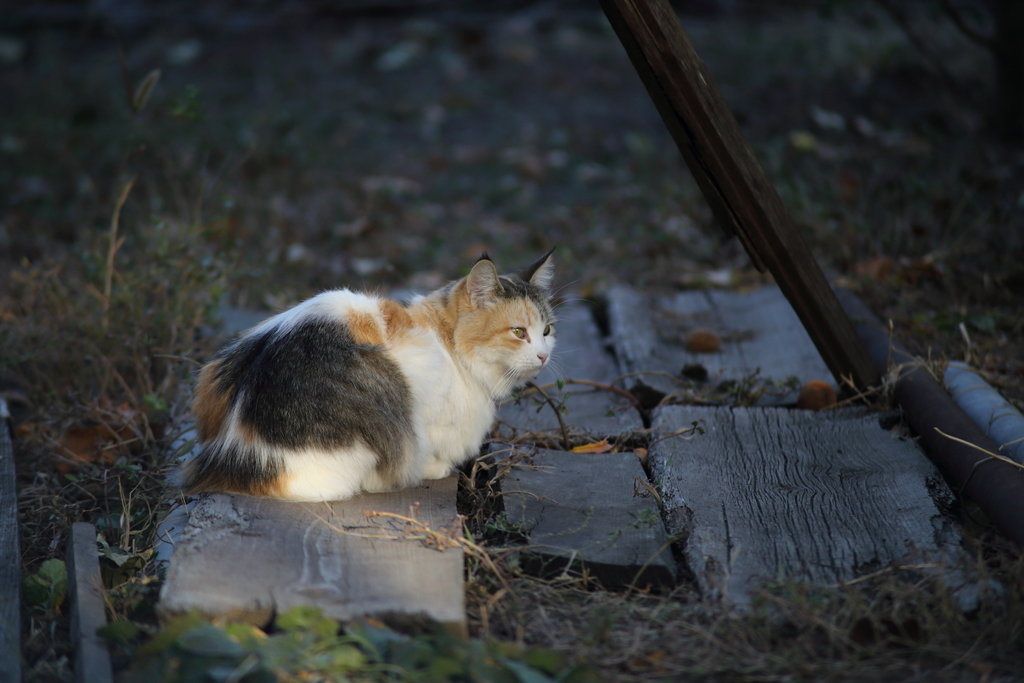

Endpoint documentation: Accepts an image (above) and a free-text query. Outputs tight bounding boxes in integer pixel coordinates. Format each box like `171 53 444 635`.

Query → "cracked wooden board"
501 448 675 589
498 302 643 442
159 476 465 631
650 405 960 605
606 285 836 404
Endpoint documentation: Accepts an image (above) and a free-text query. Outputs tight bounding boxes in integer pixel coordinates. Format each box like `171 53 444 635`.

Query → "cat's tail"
177 440 287 498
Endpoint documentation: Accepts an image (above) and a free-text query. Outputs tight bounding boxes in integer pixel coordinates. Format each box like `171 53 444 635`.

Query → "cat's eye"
511 327 527 339
543 324 552 336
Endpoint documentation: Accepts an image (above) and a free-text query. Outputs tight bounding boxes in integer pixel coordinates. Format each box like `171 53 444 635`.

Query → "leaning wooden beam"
66 522 113 683
0 400 20 683
601 0 879 392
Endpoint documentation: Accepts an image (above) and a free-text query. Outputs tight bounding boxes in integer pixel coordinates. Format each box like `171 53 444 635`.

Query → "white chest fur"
388 328 496 473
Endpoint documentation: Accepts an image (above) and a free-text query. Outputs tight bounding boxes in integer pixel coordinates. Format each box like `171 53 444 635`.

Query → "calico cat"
181 251 556 501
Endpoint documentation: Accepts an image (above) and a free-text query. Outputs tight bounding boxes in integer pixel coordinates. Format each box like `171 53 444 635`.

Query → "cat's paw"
422 460 452 480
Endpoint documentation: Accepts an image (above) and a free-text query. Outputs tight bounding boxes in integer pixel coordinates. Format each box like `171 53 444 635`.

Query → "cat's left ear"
520 248 555 293
466 255 503 308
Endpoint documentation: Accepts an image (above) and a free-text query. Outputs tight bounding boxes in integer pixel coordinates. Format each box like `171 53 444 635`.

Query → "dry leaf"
685 329 721 353
571 439 613 454
797 380 837 411
854 256 895 280
54 425 122 473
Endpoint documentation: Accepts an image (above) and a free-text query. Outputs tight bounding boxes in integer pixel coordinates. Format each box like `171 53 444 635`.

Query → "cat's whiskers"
544 355 567 384
490 366 520 400
551 279 582 306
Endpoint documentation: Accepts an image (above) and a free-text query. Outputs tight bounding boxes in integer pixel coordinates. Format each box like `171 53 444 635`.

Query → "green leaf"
99 619 140 645
274 605 338 638
36 558 68 585
224 622 266 649
23 558 68 609
178 624 247 658
136 612 211 657
307 645 366 673
505 658 557 683
523 648 566 674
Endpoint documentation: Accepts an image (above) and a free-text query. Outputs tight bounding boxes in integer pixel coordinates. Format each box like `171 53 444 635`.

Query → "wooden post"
0 401 20 683
66 522 113 683
602 0 879 392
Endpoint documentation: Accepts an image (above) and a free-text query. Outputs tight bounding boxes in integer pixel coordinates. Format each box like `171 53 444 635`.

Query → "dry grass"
463 537 1023 681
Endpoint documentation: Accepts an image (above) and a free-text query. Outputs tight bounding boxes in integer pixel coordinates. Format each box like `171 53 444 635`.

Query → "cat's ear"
466 255 503 308
520 248 555 293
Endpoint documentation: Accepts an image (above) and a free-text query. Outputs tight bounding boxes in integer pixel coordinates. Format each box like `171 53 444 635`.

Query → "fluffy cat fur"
181 251 556 501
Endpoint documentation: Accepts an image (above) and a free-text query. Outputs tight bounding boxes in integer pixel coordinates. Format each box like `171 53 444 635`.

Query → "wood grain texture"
67 522 113 683
159 477 465 630
650 406 959 604
607 285 834 404
0 402 20 683
601 0 878 390
502 448 675 589
499 302 642 441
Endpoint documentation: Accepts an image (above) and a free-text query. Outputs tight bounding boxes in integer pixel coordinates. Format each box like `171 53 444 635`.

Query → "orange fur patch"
233 474 286 498
193 360 231 442
347 311 385 346
379 298 414 339
183 458 286 498
458 300 539 352
236 418 260 445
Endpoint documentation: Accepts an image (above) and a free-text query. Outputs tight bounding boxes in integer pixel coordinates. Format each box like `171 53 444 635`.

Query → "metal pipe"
837 290 1024 545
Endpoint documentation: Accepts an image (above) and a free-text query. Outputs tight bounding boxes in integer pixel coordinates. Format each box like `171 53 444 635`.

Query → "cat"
180 250 556 501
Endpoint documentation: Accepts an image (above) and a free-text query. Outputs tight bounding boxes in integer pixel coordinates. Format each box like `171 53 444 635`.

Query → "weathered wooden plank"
66 522 113 683
499 302 643 442
607 285 835 404
601 0 878 390
159 477 465 630
501 448 675 589
650 405 959 604
0 400 20 683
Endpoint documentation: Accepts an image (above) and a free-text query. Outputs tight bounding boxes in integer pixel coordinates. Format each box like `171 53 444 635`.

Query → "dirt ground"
2 1 1022 680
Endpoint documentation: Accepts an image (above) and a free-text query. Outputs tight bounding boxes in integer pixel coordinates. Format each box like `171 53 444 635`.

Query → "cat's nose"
537 352 549 364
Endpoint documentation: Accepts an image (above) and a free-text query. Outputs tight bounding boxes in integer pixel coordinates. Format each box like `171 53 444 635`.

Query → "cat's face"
452 251 556 398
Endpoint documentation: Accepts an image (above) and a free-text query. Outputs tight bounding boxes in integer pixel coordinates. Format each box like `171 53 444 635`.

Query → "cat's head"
449 250 556 398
